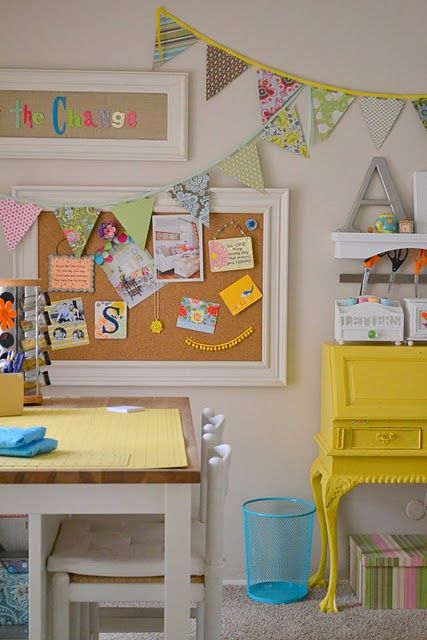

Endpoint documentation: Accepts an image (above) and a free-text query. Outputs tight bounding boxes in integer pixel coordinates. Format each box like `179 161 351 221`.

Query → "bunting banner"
311 88 355 140
112 197 155 251
153 13 198 68
206 45 249 100
261 107 309 158
257 70 302 123
169 174 210 227
217 140 265 192
0 199 42 253
412 99 427 130
54 206 100 258
360 97 405 149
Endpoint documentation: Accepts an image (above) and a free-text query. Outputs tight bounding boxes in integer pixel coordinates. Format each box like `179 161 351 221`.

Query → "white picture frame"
0 69 188 160
153 214 204 282
12 186 289 387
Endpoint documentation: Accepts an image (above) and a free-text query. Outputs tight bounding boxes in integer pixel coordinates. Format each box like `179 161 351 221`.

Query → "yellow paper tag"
219 274 262 316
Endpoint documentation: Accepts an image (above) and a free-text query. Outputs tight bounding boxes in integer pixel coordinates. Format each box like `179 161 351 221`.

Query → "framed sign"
0 69 188 160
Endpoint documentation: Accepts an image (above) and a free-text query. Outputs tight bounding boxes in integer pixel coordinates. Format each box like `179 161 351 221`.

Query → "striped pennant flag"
153 14 198 68
312 88 355 140
169 174 210 227
412 98 427 130
206 45 249 100
217 140 265 192
261 106 310 158
360 97 405 148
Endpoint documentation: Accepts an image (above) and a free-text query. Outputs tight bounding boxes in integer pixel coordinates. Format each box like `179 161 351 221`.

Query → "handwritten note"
208 237 254 272
48 255 94 292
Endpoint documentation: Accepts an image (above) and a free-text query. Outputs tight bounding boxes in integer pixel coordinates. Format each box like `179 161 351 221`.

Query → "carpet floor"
99 583 427 640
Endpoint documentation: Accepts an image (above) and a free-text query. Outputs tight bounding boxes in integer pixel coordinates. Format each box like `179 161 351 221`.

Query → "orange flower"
0 299 17 331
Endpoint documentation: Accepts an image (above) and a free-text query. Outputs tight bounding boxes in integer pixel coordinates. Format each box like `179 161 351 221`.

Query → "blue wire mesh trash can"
242 497 316 604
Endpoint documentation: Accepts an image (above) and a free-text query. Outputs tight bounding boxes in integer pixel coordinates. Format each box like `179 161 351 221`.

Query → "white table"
0 397 199 640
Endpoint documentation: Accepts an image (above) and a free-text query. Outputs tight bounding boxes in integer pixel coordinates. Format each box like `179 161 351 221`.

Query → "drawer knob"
375 431 396 445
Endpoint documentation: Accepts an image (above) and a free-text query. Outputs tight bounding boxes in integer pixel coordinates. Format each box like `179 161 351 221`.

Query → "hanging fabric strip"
153 12 198 68
312 88 355 140
54 207 100 257
261 106 310 158
169 173 210 227
257 69 302 123
0 200 42 253
206 45 249 100
412 99 427 130
217 140 265 192
112 197 155 251
360 97 405 148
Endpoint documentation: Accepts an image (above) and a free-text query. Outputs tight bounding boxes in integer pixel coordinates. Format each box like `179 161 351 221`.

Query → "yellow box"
0 374 24 417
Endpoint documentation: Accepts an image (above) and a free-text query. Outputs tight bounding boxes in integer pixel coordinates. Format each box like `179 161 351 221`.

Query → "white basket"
402 299 427 344
335 300 404 345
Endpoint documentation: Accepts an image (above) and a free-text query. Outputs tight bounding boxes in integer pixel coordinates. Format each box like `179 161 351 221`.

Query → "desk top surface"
0 397 200 485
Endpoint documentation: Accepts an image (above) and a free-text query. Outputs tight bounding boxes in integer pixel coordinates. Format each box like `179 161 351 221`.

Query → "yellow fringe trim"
184 326 254 351
157 6 427 100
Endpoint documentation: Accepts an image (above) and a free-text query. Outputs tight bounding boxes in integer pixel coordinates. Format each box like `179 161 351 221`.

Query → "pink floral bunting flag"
169 174 210 227
206 45 249 100
0 199 42 252
257 69 302 123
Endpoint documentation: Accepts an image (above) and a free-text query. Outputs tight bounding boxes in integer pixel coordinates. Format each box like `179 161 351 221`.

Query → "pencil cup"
0 373 24 417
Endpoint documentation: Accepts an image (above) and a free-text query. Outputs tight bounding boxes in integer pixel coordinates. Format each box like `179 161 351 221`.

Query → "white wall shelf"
332 232 427 259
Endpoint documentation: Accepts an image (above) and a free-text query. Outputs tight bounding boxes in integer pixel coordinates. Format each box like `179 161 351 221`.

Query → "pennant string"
158 6 427 100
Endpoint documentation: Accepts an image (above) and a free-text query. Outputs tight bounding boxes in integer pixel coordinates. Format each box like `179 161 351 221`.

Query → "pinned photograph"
44 297 89 350
176 297 219 334
152 214 203 281
94 301 127 339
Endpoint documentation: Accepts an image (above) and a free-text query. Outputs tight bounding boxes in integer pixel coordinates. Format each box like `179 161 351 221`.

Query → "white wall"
1 0 426 579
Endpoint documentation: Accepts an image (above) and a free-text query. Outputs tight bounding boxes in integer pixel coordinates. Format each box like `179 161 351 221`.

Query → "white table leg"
164 484 192 640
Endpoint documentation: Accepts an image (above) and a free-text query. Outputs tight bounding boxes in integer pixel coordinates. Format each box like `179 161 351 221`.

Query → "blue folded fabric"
0 437 57 458
0 427 47 448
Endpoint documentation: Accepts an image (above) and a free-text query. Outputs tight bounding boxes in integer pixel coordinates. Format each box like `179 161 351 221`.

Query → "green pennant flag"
112 197 155 251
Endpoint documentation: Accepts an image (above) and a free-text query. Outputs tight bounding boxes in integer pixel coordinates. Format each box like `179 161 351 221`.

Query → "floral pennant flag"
412 99 427 130
153 14 198 69
217 140 265 192
206 45 249 100
112 197 155 251
257 70 302 123
169 174 210 227
54 206 100 257
312 88 355 140
0 199 42 253
360 97 405 148
261 106 310 158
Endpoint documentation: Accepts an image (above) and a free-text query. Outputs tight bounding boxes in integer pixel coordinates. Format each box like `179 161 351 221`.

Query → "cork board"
0 90 167 140
38 210 263 362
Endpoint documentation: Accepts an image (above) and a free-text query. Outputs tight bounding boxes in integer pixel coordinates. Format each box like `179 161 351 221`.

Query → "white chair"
48 424 230 640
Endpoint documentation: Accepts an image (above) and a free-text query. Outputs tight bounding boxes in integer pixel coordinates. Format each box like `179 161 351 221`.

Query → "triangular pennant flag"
206 45 249 100
0 199 42 253
360 97 405 148
169 174 210 227
261 106 310 158
312 88 355 140
257 70 302 124
112 197 155 250
153 14 198 69
412 99 427 130
54 207 100 257
217 140 265 192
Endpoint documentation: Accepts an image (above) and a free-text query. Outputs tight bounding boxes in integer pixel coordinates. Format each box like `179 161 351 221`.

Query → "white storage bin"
402 298 427 344
335 300 404 345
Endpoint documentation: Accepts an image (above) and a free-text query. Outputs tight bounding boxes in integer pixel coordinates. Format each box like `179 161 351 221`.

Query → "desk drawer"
347 427 422 451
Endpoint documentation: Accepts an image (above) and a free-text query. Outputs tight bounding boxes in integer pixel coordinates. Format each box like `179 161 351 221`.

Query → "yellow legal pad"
0 407 187 470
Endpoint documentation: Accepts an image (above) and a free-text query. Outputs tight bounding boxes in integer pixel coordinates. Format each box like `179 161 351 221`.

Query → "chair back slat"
205 444 232 566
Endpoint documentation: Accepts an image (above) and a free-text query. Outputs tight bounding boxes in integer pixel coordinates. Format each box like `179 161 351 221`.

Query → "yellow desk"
310 344 427 612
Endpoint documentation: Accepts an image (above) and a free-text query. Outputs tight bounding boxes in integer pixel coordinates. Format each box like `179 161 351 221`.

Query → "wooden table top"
0 397 200 485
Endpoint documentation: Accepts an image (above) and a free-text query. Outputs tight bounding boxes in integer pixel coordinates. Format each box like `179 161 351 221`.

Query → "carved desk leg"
308 459 327 589
319 474 360 613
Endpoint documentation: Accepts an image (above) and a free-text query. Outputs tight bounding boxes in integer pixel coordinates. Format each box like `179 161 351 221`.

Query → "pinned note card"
48 255 95 293
219 274 262 316
94 301 127 339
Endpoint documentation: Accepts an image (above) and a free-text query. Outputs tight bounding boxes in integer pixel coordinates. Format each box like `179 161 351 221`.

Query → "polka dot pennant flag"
153 14 198 69
261 106 310 158
360 97 405 149
168 174 210 227
0 199 42 253
217 140 265 193
312 88 355 140
206 45 249 100
257 70 302 124
412 98 427 131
